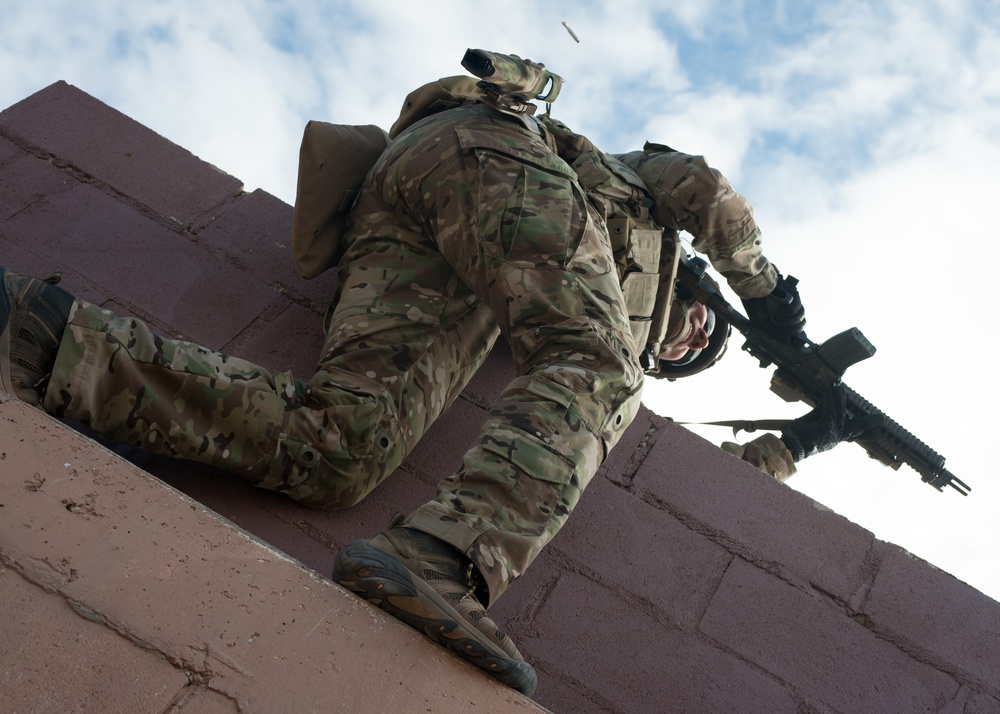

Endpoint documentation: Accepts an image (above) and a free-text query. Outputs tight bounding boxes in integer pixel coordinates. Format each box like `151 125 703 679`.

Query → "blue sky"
2 0 998 600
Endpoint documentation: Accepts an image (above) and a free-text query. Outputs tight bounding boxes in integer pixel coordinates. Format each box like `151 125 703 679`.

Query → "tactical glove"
741 273 806 338
780 386 885 463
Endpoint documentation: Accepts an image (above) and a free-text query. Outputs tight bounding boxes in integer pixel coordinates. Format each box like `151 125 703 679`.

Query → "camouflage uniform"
44 102 778 602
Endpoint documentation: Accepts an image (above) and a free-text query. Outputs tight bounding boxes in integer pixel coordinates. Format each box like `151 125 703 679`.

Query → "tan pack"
389 75 482 138
291 122 389 279
291 77 483 279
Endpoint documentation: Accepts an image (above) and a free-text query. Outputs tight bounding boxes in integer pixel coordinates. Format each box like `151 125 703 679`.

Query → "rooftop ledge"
0 395 544 712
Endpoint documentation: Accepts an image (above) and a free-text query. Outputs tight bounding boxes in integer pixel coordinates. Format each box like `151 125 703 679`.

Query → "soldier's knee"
593 328 645 443
265 432 402 509
601 328 644 390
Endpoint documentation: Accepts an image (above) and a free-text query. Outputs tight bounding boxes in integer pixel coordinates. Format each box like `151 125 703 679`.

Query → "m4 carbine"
674 254 971 496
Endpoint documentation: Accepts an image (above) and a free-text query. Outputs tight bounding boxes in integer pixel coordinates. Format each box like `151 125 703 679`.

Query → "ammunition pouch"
609 215 682 365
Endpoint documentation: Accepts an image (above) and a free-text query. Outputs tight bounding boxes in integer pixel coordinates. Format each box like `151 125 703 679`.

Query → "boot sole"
333 539 537 696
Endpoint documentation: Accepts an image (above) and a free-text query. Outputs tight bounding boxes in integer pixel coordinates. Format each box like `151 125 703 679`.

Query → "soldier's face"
659 302 711 362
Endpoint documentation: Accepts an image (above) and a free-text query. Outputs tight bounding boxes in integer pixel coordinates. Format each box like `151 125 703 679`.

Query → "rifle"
674 254 971 496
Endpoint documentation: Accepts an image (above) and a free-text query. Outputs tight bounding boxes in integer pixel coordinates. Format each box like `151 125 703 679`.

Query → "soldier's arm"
616 145 776 299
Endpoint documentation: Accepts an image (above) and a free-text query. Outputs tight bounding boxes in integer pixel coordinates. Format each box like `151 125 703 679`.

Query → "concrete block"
488 549 560 628
524 573 798 713
966 692 1000 714
230 300 327 377
168 686 240 713
4 182 277 348
0 145 75 221
553 476 731 625
0 240 111 321
865 544 1000 692
0 566 187 714
940 690 1000 714
111 447 334 573
112 451 339 576
700 557 958 712
597 406 668 487
0 81 243 226
0 238 62 281
404 396 490 480
0 398 545 713
529 674 621 714
635 422 876 604
123 445 442 579
0 135 21 166
194 188 341 316
460 341 516 409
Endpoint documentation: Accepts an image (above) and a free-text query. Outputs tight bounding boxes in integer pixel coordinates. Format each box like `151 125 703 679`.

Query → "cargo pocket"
456 126 586 269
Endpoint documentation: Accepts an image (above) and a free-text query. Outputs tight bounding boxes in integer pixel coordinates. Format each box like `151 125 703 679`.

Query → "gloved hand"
742 273 806 338
780 386 885 462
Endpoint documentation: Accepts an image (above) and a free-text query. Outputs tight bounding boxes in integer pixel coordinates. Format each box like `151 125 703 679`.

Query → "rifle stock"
675 256 970 495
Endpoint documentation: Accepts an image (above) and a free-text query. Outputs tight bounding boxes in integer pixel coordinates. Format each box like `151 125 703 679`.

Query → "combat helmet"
643 265 731 381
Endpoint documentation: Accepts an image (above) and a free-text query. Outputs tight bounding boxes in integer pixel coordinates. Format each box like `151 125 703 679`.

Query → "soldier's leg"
40 275 496 508
44 300 291 481
333 106 643 607
402 128 644 602
257 214 500 507
333 107 642 695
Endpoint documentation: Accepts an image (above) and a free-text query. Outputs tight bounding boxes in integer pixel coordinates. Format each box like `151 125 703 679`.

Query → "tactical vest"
538 113 682 362
607 214 682 365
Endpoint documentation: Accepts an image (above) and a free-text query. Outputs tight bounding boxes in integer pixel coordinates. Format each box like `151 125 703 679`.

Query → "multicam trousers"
44 104 643 602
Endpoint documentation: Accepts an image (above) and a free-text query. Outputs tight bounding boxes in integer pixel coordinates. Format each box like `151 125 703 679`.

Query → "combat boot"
0 267 74 405
332 525 538 696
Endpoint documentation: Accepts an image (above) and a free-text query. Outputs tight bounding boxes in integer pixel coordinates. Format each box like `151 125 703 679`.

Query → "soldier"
0 52 863 696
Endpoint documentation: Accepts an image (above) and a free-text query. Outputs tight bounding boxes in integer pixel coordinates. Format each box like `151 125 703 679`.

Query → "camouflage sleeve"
721 432 797 481
615 145 777 299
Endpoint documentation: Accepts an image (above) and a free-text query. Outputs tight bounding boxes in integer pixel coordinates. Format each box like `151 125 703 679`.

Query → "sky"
2 0 998 601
